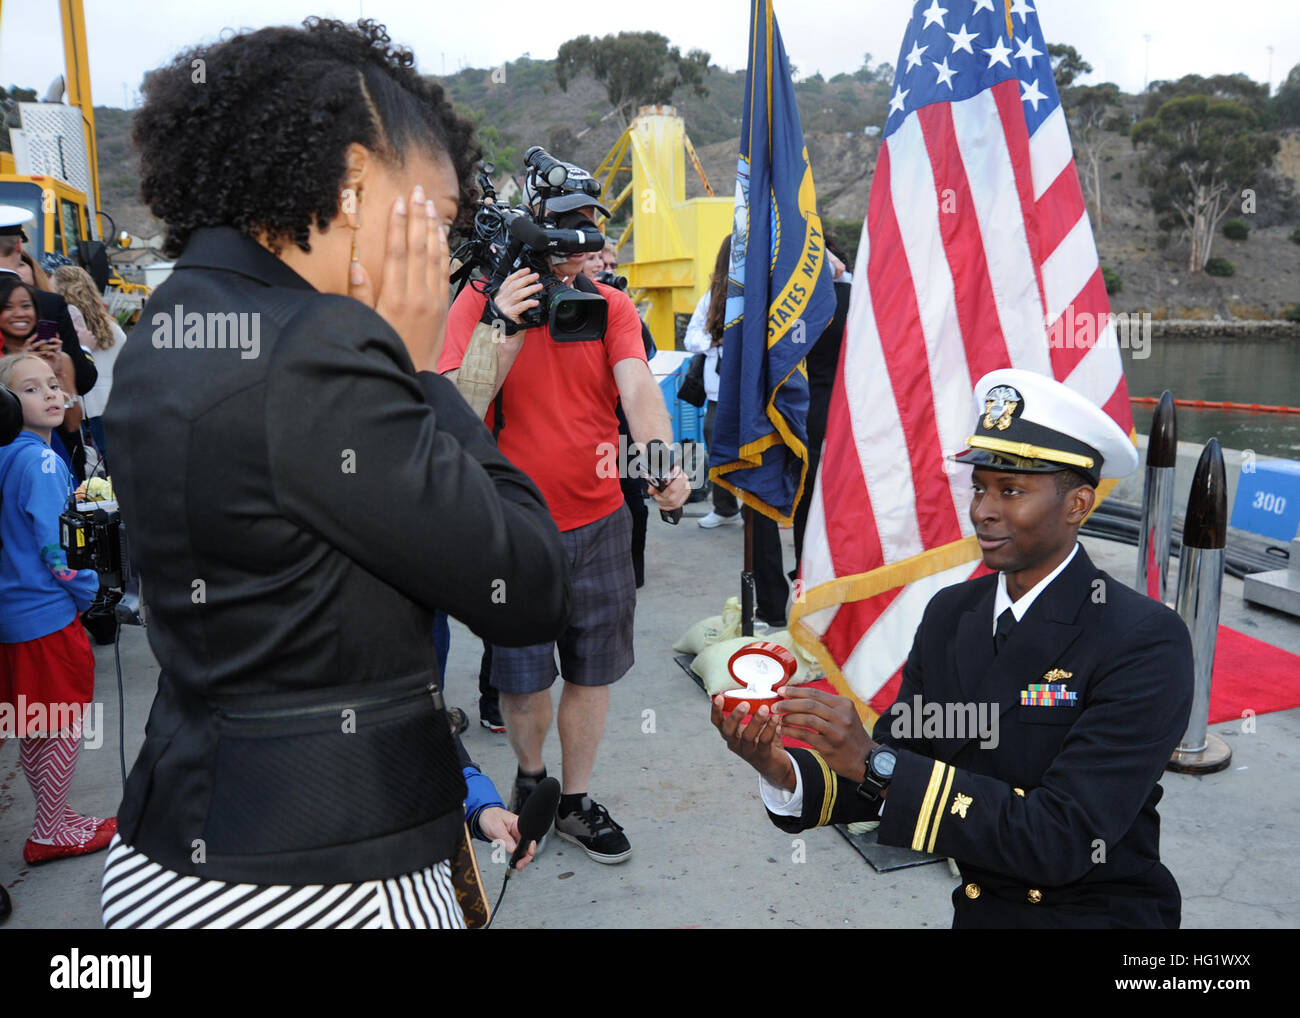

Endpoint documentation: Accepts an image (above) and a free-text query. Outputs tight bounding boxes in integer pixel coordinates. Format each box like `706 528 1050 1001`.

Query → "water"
1122 337 1300 461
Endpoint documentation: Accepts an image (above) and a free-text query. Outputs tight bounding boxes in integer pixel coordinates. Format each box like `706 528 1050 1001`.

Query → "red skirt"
0 616 95 736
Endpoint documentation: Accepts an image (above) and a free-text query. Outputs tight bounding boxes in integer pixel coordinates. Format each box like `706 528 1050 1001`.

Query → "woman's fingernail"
412 185 425 203
394 196 406 215
426 199 436 218
349 263 364 285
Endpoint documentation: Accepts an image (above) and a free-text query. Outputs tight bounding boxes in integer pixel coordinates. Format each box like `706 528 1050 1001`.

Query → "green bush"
1290 226 1300 245
1205 256 1235 277
1284 304 1300 323
1102 265 1122 294
1222 218 1250 240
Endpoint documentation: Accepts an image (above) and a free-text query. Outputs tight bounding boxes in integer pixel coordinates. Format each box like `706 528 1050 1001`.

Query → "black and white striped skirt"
100 835 466 929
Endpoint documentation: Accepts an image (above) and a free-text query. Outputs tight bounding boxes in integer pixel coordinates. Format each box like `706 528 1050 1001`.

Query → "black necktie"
994 608 1016 655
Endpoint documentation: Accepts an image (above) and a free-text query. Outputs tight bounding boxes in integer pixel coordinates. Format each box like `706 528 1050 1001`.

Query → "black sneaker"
554 797 631 864
480 697 506 733
446 707 469 736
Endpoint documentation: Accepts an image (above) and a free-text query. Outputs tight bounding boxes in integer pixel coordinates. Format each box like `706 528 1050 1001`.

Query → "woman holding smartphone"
0 278 80 470
100 18 570 929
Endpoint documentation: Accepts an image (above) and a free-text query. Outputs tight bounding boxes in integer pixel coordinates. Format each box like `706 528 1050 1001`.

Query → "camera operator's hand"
492 268 543 327
648 470 690 512
348 185 450 374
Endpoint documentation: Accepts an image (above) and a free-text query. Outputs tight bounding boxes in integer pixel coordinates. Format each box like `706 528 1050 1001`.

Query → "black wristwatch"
855 745 897 802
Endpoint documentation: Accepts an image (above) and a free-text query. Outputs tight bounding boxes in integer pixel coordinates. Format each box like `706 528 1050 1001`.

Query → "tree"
1143 73 1270 120
555 32 711 130
1048 44 1092 91
1273 63 1300 127
1061 82 1124 232
1132 93 1279 272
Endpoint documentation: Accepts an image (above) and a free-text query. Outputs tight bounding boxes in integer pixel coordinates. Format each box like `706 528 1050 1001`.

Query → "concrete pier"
3 505 1298 929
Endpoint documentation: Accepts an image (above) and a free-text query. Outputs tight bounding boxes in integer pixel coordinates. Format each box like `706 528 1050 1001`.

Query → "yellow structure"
591 106 733 349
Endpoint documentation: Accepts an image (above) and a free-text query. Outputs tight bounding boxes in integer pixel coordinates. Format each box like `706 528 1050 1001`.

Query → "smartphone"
34 320 59 347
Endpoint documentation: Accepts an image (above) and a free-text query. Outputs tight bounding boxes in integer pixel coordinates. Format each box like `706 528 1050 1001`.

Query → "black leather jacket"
105 228 571 883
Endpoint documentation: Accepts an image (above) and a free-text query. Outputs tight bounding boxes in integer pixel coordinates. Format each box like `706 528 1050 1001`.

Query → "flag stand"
741 506 756 637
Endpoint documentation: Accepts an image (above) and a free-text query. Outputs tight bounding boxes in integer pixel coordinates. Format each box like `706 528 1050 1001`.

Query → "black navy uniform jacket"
769 545 1193 928
106 227 571 885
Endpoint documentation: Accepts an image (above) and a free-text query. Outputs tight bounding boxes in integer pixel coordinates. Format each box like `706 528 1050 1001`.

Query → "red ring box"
719 641 798 714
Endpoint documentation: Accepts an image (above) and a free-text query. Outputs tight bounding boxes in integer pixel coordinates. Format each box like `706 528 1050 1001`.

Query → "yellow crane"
592 105 733 348
0 0 145 302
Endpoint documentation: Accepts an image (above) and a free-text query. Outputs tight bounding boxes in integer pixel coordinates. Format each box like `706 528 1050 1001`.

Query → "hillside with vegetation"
7 37 1299 320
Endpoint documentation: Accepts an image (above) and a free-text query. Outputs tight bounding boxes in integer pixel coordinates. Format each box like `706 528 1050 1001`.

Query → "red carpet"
1207 625 1300 724
820 625 1300 736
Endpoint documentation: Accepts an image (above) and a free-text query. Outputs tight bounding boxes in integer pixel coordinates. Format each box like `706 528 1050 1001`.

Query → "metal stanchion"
1137 390 1177 605
1168 438 1232 774
741 505 755 638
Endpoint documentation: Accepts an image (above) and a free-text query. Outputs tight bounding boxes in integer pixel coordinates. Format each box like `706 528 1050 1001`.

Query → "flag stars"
889 84 910 115
971 0 996 12
983 37 1013 69
921 0 948 29
932 56 958 89
1014 35 1043 66
905 40 928 71
1020 77 1048 111
1010 0 1036 20
947 23 978 54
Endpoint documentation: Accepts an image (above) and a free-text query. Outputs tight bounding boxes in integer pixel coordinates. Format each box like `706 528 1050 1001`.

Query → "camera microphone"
524 146 569 189
506 776 560 877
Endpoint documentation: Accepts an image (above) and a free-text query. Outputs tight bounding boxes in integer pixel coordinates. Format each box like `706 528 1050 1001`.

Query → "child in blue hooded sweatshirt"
0 353 115 864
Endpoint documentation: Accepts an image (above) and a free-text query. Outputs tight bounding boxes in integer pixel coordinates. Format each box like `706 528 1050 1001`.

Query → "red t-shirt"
439 280 648 532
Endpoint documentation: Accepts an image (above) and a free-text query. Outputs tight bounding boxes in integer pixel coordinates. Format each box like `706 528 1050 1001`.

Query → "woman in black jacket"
100 18 570 929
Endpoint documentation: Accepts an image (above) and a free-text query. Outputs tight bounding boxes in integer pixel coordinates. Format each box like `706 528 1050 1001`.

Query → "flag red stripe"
822 586 904 668
818 366 882 578
1047 265 1109 380
918 102 1013 388
1035 167 1087 261
1103 376 1135 434
991 80 1047 319
867 146 963 548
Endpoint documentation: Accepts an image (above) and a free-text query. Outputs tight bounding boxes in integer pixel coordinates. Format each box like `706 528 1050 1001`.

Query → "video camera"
451 146 609 342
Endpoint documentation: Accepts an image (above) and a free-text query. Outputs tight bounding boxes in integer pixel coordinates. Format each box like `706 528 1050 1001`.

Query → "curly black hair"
134 18 480 258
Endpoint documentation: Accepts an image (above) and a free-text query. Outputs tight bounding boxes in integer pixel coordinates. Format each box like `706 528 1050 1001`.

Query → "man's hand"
648 469 690 511
347 185 450 374
490 268 543 327
711 695 796 791
477 806 537 873
775 685 877 784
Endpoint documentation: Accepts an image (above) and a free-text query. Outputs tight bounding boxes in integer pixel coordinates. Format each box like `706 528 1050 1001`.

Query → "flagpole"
741 506 756 637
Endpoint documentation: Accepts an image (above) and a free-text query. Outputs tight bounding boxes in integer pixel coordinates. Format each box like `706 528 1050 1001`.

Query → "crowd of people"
0 15 1195 932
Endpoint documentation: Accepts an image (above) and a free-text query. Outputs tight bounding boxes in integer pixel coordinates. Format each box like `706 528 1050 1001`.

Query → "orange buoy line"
1131 396 1300 415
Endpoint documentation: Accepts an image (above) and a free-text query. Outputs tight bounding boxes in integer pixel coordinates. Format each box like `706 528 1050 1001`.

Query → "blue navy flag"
709 0 837 524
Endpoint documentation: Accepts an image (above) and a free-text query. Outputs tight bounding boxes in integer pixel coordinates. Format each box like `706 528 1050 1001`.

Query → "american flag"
789 0 1134 719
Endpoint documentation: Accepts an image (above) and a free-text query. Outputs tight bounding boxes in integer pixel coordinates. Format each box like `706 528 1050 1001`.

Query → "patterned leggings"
14 713 105 845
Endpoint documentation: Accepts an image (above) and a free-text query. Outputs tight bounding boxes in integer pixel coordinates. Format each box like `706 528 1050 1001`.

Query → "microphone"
506 776 560 877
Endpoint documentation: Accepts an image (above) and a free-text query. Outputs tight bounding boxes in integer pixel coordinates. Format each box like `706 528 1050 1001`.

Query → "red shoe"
23 819 117 865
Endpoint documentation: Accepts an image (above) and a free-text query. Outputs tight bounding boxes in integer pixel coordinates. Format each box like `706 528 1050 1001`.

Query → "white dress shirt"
759 543 1082 816
682 292 720 402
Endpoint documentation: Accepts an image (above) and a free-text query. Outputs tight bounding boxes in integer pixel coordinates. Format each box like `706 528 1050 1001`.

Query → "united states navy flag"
708 0 836 524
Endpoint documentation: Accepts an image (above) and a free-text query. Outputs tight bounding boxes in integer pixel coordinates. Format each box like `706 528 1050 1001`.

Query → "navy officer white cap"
0 204 35 239
951 368 1138 487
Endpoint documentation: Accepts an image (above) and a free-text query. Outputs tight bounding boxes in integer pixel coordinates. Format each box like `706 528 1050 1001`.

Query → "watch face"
873 750 896 780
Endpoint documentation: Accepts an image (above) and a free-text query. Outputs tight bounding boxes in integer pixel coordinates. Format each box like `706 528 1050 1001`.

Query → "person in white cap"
715 367 1195 928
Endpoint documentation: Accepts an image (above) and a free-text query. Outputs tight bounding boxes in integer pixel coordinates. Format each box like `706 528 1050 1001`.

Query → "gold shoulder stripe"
926 767 957 853
911 761 948 851
813 751 836 828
